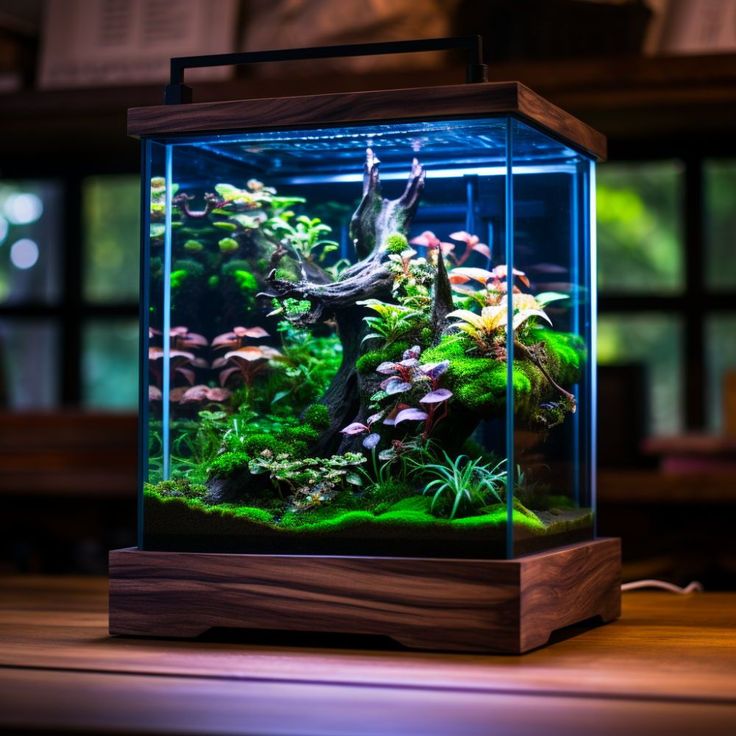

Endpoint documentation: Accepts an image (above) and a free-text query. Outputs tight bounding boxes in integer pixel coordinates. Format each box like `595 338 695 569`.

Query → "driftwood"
262 148 426 456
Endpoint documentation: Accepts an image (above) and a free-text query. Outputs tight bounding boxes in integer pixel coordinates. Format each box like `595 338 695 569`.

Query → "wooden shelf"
598 468 736 504
2 53 736 165
2 577 736 734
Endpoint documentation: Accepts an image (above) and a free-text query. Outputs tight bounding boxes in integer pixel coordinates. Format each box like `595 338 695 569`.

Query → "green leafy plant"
357 299 423 346
266 212 338 265
415 451 507 519
249 451 366 511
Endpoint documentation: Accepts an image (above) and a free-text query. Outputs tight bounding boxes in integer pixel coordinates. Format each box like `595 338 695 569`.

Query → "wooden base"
109 539 620 654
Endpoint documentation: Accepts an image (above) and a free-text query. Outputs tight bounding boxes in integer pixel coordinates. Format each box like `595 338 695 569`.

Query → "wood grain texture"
127 82 606 161
2 576 736 703
109 539 620 653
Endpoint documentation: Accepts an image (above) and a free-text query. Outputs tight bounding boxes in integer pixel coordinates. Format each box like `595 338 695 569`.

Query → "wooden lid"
128 81 606 161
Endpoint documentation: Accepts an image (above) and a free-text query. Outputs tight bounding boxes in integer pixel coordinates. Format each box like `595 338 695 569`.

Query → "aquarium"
140 112 597 560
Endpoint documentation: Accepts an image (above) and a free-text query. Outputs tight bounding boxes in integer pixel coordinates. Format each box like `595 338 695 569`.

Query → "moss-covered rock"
303 403 330 430
356 340 411 374
206 451 251 478
422 330 584 421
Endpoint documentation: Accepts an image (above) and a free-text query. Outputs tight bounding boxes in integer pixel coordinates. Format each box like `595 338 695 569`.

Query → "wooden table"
0 577 734 735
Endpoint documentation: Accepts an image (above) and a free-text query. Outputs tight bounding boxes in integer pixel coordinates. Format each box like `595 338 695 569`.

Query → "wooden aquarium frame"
109 539 620 654
127 81 607 161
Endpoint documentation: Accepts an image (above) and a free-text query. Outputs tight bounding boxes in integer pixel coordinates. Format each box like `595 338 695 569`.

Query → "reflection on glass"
598 314 682 435
596 161 683 293
83 320 138 409
0 181 61 304
706 315 736 432
0 320 58 408
705 160 736 290
83 175 140 302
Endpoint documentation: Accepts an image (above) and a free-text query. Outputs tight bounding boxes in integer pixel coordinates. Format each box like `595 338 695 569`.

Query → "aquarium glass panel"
706 314 736 432
83 175 140 302
141 117 595 558
82 319 139 409
509 119 595 556
0 180 62 305
598 313 682 435
705 160 736 290
0 319 58 408
596 161 683 294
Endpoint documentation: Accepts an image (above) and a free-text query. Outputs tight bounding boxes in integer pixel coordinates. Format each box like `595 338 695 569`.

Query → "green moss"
144 478 207 500
218 237 240 253
241 433 306 459
274 268 298 283
170 269 188 288
282 425 319 444
225 505 274 524
382 495 432 513
423 332 583 420
529 328 584 386
422 335 517 416
172 259 205 277
303 403 330 430
283 298 312 317
372 482 418 513
144 491 590 546
232 270 257 291
385 233 409 254
356 340 410 374
207 451 251 478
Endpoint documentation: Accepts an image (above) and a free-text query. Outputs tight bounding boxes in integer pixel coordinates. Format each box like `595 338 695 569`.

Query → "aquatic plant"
211 325 270 351
268 321 343 409
449 265 529 303
267 212 339 266
175 385 232 404
411 229 490 266
446 291 556 355
410 230 454 256
357 299 423 346
447 231 491 263
214 344 283 388
249 451 366 512
148 326 209 393
416 452 507 519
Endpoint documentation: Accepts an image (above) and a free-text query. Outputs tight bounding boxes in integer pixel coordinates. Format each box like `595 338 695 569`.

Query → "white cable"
621 579 704 594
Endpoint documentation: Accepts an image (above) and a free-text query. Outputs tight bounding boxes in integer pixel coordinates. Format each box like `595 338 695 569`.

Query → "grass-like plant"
416 451 507 519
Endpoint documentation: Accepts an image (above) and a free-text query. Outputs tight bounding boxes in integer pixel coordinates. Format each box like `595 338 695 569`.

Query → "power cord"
621 579 704 594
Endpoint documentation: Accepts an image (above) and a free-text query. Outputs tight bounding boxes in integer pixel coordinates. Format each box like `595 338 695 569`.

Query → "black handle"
165 36 487 104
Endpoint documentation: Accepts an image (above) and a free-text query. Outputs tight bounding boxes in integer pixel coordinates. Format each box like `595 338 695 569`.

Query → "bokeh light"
0 215 8 244
10 238 40 269
4 192 44 225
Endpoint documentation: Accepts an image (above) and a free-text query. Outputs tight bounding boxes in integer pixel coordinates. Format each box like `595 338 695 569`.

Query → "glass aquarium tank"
140 113 597 561
110 55 619 652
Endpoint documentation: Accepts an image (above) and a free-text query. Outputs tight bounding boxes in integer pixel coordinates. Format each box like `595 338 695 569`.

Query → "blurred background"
0 0 734 586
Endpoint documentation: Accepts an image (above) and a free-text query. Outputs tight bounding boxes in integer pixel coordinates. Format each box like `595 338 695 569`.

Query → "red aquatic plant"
210 325 269 351
213 345 283 388
410 230 489 266
148 326 209 397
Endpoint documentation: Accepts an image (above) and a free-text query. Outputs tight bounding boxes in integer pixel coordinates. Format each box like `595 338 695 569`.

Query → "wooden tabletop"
0 576 734 735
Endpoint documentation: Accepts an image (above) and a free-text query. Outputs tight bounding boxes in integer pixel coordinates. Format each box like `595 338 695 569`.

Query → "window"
597 157 736 436
0 174 139 411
